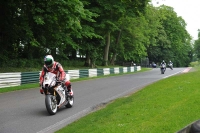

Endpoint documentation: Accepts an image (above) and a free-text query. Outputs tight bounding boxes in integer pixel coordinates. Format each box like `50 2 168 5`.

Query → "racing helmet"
44 55 54 68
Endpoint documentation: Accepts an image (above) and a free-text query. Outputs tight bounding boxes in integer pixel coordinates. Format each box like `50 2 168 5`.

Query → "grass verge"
55 67 200 133
0 67 151 93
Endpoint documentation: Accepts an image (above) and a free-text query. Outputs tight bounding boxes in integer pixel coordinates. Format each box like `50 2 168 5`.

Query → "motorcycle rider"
39 55 73 96
160 60 166 70
168 60 173 69
168 60 173 65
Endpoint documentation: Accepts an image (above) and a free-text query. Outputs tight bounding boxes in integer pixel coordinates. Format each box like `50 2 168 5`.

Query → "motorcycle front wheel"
161 68 165 74
45 95 57 115
66 95 74 108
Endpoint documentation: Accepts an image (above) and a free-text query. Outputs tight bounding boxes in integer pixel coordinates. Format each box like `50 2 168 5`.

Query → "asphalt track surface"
0 67 191 133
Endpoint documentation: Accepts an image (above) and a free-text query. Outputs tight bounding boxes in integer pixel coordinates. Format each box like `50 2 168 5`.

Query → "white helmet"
44 55 54 68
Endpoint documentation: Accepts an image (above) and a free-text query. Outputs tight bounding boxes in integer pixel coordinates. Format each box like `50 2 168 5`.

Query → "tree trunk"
71 50 77 59
90 59 94 68
110 54 117 65
84 51 91 67
103 31 111 66
110 30 122 65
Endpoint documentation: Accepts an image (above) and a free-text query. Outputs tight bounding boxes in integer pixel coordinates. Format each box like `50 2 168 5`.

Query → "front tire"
45 95 57 115
66 95 74 108
161 68 165 74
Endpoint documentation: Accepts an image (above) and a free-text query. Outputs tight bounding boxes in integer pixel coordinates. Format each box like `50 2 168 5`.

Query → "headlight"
44 75 49 80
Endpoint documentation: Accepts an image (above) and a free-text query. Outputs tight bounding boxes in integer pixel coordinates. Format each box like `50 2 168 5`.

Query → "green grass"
55 67 200 133
0 67 151 93
0 83 39 93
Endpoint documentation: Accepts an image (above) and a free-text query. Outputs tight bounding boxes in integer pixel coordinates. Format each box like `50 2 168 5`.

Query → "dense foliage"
0 0 195 69
194 30 200 61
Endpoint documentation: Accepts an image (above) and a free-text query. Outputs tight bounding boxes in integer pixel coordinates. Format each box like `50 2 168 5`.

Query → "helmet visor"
44 59 53 68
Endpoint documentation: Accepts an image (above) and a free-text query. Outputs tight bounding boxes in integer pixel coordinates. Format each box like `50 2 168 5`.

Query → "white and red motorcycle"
42 72 74 115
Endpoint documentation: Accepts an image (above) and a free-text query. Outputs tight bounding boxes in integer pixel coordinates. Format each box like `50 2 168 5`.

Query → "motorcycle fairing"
54 85 66 107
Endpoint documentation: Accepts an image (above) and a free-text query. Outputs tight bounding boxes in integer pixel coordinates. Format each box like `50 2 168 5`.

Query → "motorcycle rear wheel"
45 95 57 115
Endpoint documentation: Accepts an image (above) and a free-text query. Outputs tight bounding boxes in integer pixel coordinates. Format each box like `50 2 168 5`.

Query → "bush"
59 59 85 67
189 61 199 67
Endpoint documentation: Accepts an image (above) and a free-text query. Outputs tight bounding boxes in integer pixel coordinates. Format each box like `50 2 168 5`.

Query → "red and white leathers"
39 61 73 95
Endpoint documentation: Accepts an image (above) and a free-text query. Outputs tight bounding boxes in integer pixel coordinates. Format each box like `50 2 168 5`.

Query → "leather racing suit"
39 61 72 95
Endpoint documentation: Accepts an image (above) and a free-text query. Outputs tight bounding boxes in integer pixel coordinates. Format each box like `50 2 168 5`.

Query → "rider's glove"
39 83 44 94
40 88 44 94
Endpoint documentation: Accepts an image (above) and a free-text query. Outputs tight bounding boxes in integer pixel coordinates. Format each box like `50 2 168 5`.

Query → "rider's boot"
67 84 73 96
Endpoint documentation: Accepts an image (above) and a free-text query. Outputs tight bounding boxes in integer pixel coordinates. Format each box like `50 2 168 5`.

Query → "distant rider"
160 60 166 70
168 60 173 66
39 55 73 96
168 60 173 69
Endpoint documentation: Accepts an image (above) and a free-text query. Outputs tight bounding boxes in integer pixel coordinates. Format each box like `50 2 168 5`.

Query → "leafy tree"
30 0 96 58
0 0 98 64
146 5 192 66
160 6 192 66
0 0 194 68
88 0 150 66
194 30 200 60
114 15 149 63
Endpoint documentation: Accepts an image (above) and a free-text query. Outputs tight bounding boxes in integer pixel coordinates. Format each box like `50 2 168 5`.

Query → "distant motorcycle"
168 63 173 70
42 72 74 115
160 64 166 74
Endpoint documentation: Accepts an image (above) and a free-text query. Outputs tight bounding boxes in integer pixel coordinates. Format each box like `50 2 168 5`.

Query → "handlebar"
56 80 63 83
56 80 65 87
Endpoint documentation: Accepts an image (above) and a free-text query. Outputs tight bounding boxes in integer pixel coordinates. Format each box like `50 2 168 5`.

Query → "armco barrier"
21 72 40 84
0 66 141 88
0 72 21 88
